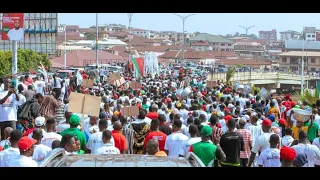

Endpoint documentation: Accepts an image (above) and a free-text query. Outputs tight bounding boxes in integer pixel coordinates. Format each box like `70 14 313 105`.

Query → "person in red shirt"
111 121 127 154
144 119 167 152
146 104 159 120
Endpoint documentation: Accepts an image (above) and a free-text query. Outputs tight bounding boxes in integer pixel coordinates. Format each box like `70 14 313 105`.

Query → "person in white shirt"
281 128 294 147
292 131 320 167
178 104 189 125
183 124 201 156
95 130 120 155
7 136 38 167
60 134 77 155
164 119 189 157
248 119 281 167
56 112 73 134
87 119 115 154
0 130 22 167
7 19 24 41
34 76 46 96
50 74 62 89
41 118 62 148
84 116 99 139
32 128 52 163
258 134 281 167
28 116 46 139
312 136 320 167
0 78 23 141
0 127 13 149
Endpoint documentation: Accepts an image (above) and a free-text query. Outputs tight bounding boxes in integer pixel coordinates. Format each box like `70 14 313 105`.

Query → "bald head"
32 128 43 142
146 139 159 155
113 121 122 131
4 127 13 140
299 131 308 143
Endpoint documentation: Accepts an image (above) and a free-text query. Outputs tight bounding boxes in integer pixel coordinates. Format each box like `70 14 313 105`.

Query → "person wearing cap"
7 136 38 167
280 146 297 167
293 153 308 167
0 130 22 167
60 115 87 151
220 119 244 167
189 126 226 167
292 131 320 167
27 116 46 139
248 119 281 167
236 118 252 167
258 134 281 167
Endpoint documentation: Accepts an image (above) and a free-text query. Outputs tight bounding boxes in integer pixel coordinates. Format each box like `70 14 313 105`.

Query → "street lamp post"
239 25 255 56
64 25 67 68
301 40 305 95
96 13 99 66
173 13 195 62
127 13 134 64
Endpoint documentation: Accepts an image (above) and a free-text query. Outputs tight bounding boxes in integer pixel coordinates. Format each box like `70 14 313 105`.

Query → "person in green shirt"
304 116 319 143
189 126 226 167
60 115 87 151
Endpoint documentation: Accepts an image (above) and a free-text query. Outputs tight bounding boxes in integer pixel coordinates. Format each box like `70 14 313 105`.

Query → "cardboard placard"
81 79 94 88
121 106 140 116
207 81 217 88
108 72 121 82
130 81 142 89
115 77 125 87
68 92 102 126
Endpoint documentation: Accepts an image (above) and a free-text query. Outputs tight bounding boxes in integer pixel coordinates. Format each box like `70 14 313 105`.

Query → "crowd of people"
0 64 320 167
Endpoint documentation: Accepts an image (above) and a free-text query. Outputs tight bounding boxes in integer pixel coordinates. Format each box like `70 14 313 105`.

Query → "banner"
132 57 144 77
1 13 24 41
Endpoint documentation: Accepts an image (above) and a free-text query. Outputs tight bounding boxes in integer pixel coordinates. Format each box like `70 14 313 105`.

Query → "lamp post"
64 24 67 68
127 13 134 63
239 25 255 56
173 13 195 62
95 13 99 66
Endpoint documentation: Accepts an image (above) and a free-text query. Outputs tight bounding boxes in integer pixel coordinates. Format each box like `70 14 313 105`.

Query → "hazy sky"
58 13 320 36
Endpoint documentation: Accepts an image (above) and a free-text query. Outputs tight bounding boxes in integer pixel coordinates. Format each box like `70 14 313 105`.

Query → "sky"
58 13 320 36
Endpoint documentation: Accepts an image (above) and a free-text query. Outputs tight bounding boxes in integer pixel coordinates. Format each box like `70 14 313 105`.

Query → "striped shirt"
237 129 252 159
210 126 223 142
122 127 135 154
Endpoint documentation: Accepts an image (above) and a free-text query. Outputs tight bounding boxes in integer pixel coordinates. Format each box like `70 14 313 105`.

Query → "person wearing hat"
248 119 281 167
236 118 252 167
189 126 226 167
60 115 87 151
280 146 296 167
27 116 46 139
220 119 244 167
7 136 38 167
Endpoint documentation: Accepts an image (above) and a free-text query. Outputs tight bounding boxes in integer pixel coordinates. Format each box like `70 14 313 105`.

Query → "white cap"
35 117 45 126
243 115 250 121
227 104 235 109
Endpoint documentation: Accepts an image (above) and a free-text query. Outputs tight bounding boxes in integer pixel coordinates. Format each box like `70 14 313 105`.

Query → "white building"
304 27 316 41
68 39 127 49
190 41 213 52
279 30 301 41
131 28 151 39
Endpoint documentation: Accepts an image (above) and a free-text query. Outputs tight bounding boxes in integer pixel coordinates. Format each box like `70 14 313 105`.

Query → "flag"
37 61 48 83
132 57 144 78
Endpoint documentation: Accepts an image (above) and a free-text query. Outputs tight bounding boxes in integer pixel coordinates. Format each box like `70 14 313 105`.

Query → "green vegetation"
226 67 235 83
0 49 51 77
293 89 319 106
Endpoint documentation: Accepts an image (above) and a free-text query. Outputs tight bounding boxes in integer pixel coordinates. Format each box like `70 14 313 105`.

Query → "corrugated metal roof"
189 33 233 43
279 51 320 57
285 40 320 50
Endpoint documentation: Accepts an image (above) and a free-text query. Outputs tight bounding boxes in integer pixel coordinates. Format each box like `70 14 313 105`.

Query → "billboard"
1 13 24 41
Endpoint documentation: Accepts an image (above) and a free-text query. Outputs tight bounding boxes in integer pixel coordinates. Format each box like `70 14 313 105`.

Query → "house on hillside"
233 42 265 58
189 33 234 51
190 41 213 52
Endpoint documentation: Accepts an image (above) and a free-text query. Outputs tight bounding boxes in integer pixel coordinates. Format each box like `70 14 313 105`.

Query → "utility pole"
173 13 195 63
127 13 134 64
63 24 67 68
239 25 255 57
301 39 305 95
96 13 99 66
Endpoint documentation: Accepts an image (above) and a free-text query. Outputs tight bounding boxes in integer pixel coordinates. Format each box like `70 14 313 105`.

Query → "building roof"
57 45 92 51
279 51 320 57
215 59 271 66
69 39 127 46
231 39 266 45
234 42 263 46
159 49 239 60
50 50 125 67
131 28 149 32
285 40 320 50
189 33 233 43
57 32 86 43
191 41 210 46
279 30 301 34
65 25 80 30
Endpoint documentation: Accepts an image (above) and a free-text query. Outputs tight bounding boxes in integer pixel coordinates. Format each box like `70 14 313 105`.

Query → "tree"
85 33 96 40
0 49 51 77
226 67 236 83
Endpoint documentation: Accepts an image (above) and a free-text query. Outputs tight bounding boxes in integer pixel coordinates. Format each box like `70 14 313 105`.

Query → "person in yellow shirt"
291 121 308 140
146 139 167 156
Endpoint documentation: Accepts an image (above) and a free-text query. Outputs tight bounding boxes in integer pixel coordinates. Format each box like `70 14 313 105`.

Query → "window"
311 58 316 63
282 58 287 63
290 57 299 64
312 35 315 38
308 35 311 37
221 43 225 46
228 44 232 46
311 68 316 71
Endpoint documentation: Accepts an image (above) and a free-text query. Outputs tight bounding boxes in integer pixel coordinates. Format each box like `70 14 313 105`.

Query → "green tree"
85 33 96 40
226 67 236 83
0 49 51 77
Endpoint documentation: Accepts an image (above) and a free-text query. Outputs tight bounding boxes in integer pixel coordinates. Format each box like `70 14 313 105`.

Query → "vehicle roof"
40 149 204 167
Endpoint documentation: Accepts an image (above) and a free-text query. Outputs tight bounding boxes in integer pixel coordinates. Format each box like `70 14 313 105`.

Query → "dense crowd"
0 65 320 167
